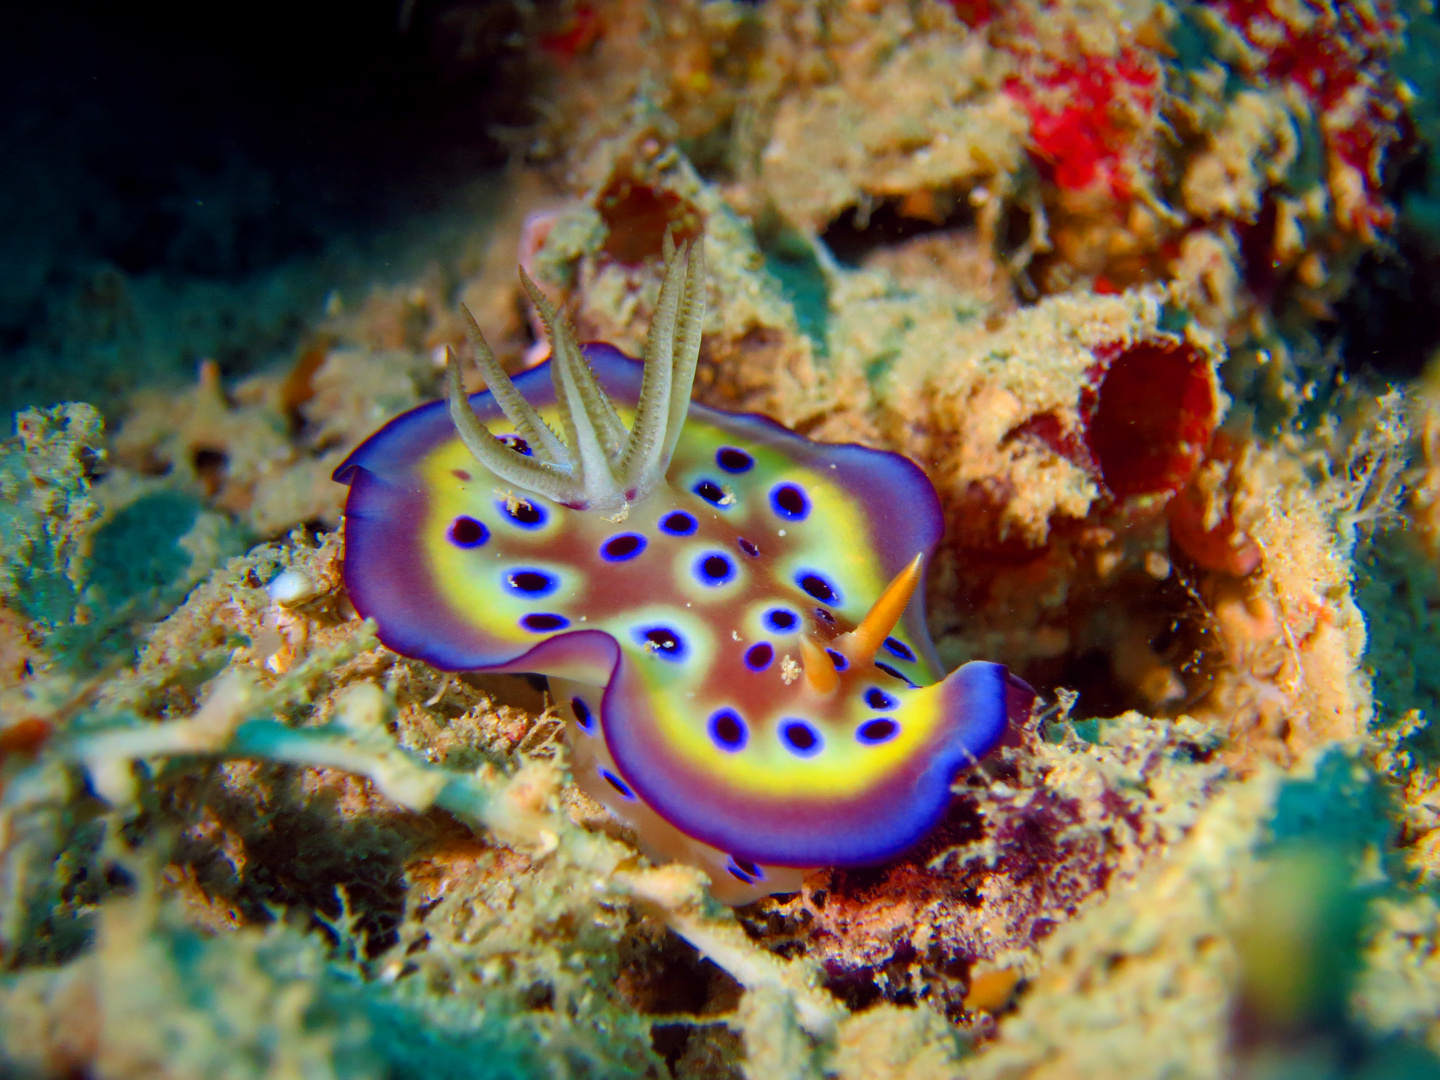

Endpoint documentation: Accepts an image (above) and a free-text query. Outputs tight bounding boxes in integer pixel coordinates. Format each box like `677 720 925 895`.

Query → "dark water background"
0 0 526 417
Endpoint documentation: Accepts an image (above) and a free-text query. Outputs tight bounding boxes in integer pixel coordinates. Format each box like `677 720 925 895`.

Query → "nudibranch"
333 238 1033 903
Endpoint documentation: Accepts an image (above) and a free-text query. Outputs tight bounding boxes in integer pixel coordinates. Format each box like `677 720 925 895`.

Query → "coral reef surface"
4 2 1440 1078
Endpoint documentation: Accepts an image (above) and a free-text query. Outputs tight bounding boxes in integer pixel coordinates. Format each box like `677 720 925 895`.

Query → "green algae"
1355 530 1440 760
48 489 227 667
756 224 830 358
1266 750 1397 859
0 404 104 634
0 404 245 671
0 880 376 1080
1234 750 1440 1076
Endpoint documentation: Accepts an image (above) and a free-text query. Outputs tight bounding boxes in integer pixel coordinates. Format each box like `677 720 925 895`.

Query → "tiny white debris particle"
780 655 801 685
495 487 528 515
719 487 736 506
425 677 451 707
778 528 787 537
731 630 742 641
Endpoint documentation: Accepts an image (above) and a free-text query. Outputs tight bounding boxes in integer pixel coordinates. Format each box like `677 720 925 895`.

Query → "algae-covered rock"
0 403 247 675
0 883 374 1080
0 404 105 635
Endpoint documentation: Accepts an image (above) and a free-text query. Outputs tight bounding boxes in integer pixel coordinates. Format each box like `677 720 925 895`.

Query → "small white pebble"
335 682 389 734
267 568 317 606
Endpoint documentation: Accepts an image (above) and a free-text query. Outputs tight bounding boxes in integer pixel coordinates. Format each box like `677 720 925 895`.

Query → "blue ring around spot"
857 718 900 745
770 482 811 521
731 857 763 880
883 636 917 662
796 570 842 605
780 719 823 757
727 857 763 883
635 624 688 661
520 612 569 633
695 551 736 586
503 568 558 597
693 479 729 506
659 510 698 536
496 498 547 530
875 661 917 687
709 708 747 751
571 696 594 731
600 769 636 800
498 434 533 456
764 608 798 632
865 687 898 711
744 642 773 671
449 516 489 548
600 533 647 562
716 447 754 473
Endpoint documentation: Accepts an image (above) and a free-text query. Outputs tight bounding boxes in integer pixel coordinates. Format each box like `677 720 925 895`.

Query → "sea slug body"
333 238 1033 903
